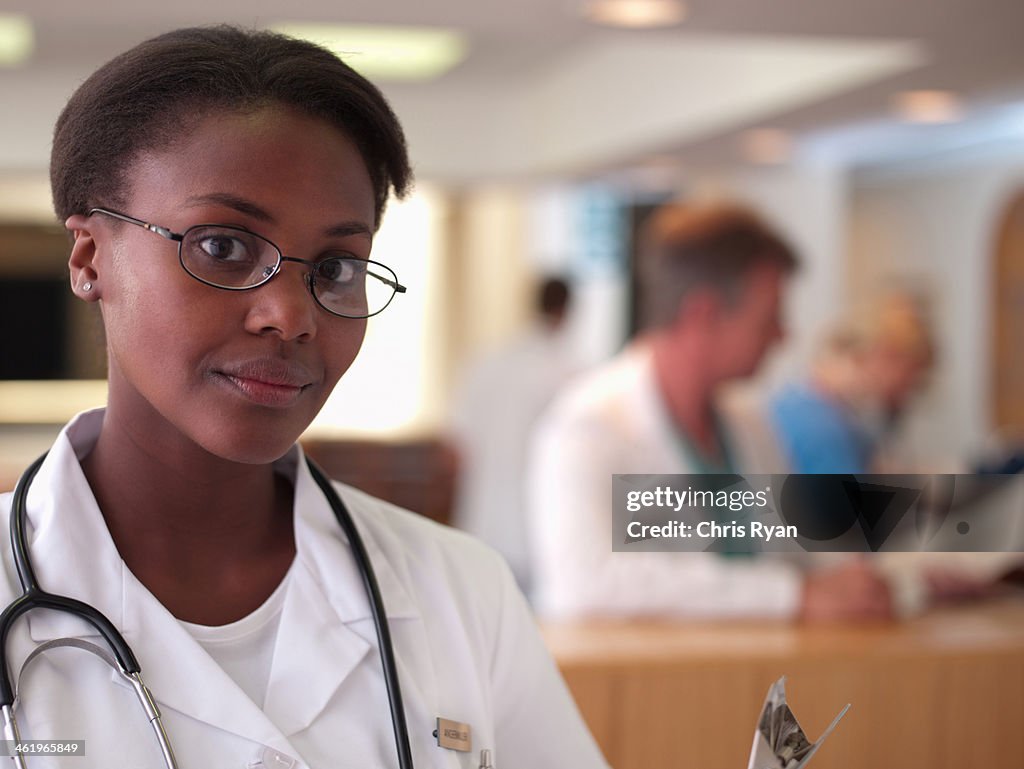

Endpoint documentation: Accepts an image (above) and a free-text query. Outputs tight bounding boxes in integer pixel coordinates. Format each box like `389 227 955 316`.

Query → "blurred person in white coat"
0 27 608 769
528 202 893 622
449 278 579 595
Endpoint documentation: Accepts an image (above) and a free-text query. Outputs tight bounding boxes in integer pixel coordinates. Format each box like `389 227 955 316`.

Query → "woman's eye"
318 258 361 283
197 235 249 262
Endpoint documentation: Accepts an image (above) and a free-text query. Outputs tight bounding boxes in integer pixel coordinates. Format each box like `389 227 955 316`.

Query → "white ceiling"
1 0 1023 184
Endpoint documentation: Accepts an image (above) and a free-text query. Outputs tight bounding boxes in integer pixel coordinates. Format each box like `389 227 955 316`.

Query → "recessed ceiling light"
0 14 34 67
893 90 964 124
584 0 687 29
739 128 792 165
271 23 467 81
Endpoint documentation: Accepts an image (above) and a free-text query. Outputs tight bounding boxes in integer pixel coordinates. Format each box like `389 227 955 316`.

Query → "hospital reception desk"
543 596 1024 769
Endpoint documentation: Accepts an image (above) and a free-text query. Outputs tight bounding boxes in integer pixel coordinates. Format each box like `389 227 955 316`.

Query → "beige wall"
847 149 1024 461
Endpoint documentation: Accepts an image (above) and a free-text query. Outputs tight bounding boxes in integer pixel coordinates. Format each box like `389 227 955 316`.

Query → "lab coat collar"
632 343 739 473
288 449 421 625
19 409 422 748
23 409 128 641
630 344 685 469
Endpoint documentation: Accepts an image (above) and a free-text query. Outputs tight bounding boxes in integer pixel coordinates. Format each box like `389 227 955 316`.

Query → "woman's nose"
243 262 318 342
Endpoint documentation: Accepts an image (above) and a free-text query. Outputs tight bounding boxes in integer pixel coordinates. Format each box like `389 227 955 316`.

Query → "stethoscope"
2 453 414 769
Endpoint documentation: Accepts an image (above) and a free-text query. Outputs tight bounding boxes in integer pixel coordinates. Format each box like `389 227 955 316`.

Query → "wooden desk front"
543 598 1024 769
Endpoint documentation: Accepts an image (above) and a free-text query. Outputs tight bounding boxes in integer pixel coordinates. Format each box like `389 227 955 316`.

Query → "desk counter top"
542 597 1024 769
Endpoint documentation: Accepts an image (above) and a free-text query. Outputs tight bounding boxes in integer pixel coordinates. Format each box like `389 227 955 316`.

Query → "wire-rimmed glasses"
88 207 405 319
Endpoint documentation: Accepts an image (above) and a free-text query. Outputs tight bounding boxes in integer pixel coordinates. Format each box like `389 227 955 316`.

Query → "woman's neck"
81 406 297 625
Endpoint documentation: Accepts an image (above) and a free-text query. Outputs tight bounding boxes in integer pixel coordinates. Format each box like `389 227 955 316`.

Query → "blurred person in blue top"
771 292 936 474
770 294 1022 611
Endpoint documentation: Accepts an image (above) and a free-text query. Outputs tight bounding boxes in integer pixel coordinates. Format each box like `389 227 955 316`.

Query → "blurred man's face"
712 263 788 380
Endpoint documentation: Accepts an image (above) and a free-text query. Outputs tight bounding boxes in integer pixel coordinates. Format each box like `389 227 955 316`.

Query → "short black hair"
51 25 412 228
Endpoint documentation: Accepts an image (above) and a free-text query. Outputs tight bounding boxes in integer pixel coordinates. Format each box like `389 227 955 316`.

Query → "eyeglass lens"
179 226 398 318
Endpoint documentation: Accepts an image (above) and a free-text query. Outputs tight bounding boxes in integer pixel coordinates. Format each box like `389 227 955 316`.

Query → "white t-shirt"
180 563 294 709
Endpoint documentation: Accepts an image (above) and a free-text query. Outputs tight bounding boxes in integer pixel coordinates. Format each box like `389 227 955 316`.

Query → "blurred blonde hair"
820 291 936 367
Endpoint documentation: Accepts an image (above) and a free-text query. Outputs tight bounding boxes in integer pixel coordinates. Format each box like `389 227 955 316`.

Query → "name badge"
434 717 472 752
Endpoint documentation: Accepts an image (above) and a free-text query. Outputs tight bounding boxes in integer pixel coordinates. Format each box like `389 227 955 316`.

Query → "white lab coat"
449 325 580 591
528 344 803 620
0 410 608 769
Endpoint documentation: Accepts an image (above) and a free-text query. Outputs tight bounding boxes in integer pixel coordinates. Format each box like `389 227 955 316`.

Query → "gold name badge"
434 717 472 752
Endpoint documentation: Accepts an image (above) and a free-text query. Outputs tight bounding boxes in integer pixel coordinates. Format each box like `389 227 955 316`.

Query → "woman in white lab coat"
0 26 607 769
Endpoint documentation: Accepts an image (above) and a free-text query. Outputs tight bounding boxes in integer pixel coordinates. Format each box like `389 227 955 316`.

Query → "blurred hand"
924 568 995 603
800 558 894 622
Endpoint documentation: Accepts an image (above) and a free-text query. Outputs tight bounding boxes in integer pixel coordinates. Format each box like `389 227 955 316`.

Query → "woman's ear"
66 214 101 301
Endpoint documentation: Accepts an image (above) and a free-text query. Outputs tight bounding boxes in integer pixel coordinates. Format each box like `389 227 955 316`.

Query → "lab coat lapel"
260 563 371 736
23 416 126 642
119 573 299 756
261 454 423 737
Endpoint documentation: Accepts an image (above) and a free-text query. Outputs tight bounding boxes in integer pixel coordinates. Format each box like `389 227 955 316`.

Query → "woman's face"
70 106 377 463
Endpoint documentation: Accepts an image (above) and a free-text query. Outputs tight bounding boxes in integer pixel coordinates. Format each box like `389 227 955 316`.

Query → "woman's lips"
214 359 316 407
219 375 304 406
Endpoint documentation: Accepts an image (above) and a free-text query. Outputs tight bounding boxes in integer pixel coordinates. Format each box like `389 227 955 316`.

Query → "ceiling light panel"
271 23 467 81
0 14 33 67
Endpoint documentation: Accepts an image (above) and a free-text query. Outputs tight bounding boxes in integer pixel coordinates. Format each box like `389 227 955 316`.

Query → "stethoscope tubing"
1 454 140 707
307 458 415 769
3 452 414 769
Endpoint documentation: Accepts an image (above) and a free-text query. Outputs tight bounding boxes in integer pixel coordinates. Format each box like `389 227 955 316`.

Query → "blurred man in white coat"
528 202 893 621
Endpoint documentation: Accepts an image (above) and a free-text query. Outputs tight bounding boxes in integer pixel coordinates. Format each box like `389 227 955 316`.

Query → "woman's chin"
193 426 304 466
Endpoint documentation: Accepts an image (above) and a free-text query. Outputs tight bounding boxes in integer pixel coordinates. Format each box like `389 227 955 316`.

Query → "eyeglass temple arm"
88 208 182 242
368 270 406 293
